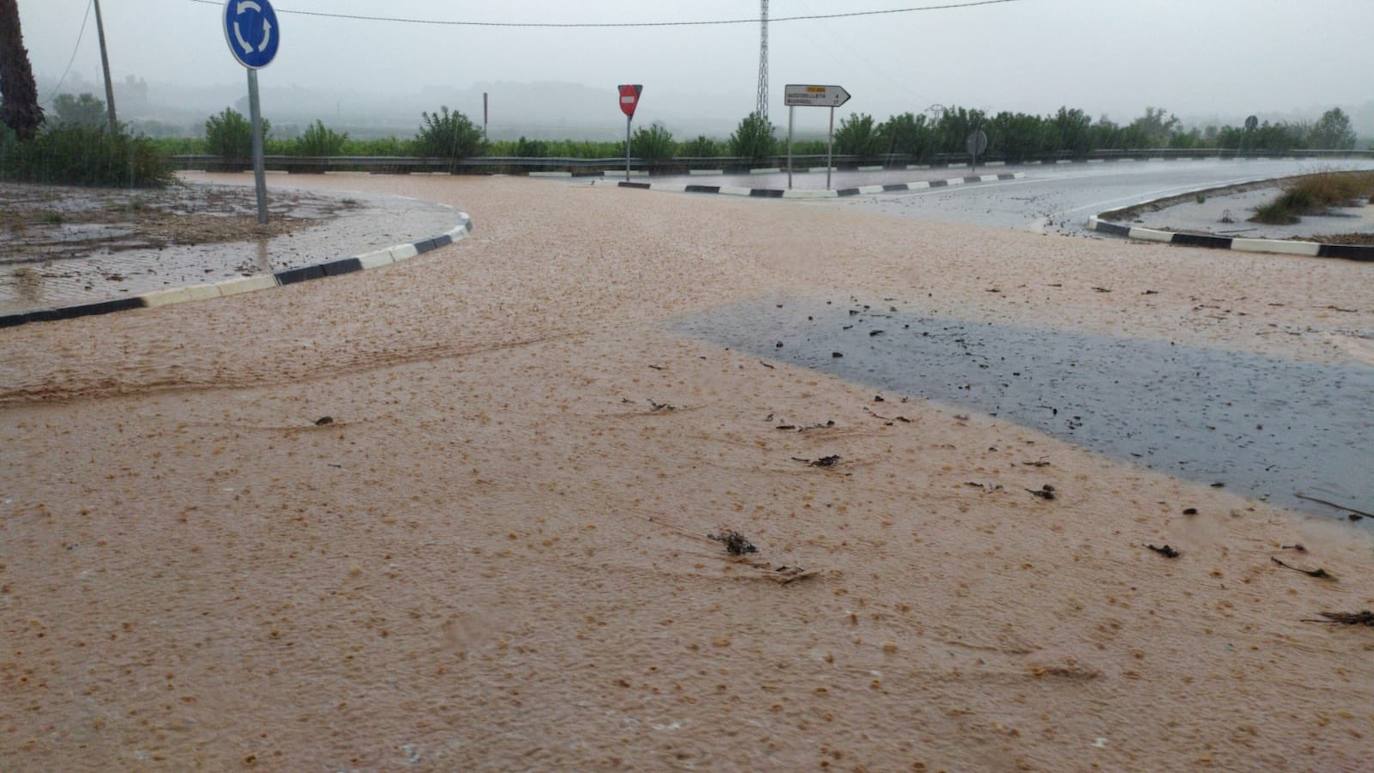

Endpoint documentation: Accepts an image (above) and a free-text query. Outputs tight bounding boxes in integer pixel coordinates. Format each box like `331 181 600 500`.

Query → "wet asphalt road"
612 158 1374 236
676 296 1374 522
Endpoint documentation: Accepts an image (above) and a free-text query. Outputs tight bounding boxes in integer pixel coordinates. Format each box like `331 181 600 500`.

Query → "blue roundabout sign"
223 0 281 70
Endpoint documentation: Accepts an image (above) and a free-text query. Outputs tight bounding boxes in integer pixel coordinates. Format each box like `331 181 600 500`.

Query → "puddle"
675 297 1374 521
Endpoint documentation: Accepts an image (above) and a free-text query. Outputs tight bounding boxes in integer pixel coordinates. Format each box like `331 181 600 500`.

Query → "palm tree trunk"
0 0 45 139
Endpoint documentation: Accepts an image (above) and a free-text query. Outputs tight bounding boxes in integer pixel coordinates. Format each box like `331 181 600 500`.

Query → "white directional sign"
785 84 852 108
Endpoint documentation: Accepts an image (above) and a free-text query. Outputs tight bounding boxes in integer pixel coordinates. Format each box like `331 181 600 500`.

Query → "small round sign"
223 0 281 70
966 129 989 158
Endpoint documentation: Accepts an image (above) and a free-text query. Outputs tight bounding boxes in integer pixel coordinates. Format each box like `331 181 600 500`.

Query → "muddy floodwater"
677 296 1374 520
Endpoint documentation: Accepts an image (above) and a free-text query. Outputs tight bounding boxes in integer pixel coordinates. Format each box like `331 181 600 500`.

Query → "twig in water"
1146 544 1180 559
1295 493 1372 520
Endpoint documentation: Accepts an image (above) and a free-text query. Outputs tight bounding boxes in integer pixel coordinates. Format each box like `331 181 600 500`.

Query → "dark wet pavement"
675 297 1374 521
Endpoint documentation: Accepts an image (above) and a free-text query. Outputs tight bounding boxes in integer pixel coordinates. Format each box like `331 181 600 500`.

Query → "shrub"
834 113 884 159
205 108 270 160
679 135 722 158
729 112 776 161
415 107 484 160
0 124 173 187
630 122 675 162
1249 172 1374 224
513 136 548 157
342 136 412 156
293 119 347 156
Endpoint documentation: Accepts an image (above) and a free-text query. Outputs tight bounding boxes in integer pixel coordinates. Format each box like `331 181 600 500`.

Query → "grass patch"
1250 171 1374 225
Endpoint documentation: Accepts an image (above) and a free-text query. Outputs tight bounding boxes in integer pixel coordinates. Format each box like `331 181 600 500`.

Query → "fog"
14 0 1374 139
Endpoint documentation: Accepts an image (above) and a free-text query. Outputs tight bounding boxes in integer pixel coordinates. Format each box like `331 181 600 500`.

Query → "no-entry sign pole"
784 84 851 192
223 0 281 226
618 84 643 183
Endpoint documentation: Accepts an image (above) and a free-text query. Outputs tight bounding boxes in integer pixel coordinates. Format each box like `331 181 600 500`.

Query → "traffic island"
0 214 473 329
617 172 1024 200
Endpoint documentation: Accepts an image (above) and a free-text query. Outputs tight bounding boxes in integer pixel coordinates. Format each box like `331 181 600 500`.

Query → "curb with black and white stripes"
1086 216 1374 261
0 214 474 329
617 172 1024 199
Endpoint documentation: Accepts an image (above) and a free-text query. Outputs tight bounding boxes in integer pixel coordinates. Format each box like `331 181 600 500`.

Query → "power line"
43 0 94 105
186 0 1022 29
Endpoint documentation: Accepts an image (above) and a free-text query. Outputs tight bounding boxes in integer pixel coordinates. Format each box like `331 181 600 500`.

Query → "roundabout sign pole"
222 0 281 225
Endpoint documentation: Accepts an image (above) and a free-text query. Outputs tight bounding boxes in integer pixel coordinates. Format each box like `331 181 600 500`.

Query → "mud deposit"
677 296 1374 519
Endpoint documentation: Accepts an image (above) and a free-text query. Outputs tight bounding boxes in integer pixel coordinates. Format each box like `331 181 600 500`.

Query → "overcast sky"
14 0 1374 135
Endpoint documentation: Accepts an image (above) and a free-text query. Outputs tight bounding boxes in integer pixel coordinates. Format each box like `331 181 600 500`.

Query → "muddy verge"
0 182 355 265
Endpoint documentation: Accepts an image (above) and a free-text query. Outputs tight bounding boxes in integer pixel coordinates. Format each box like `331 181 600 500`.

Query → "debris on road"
314 416 334 426
1304 611 1374 627
708 530 758 556
793 455 841 468
1271 557 1335 580
1146 544 1181 559
1026 484 1057 500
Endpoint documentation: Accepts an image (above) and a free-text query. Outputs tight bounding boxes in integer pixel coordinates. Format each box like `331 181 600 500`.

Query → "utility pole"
755 0 768 121
91 0 117 132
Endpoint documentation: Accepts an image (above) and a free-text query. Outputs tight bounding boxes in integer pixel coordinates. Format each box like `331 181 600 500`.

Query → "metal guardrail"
171 148 1374 175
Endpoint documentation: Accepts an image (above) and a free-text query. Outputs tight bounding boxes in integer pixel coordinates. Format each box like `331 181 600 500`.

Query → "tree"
834 113 884 159
52 93 106 128
630 121 675 162
1050 107 1092 156
729 112 776 161
933 106 987 155
1120 107 1178 149
0 0 44 139
1308 108 1356 150
986 111 1051 162
877 113 935 161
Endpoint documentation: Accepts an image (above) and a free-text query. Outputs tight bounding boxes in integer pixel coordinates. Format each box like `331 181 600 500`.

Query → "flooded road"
677 296 1374 520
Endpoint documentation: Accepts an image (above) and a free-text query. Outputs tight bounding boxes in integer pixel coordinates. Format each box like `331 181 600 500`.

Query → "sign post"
618 84 643 182
784 84 851 191
222 0 281 226
787 106 794 190
966 128 988 174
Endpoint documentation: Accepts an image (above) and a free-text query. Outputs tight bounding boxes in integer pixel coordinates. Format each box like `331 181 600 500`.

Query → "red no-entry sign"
618 84 643 118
